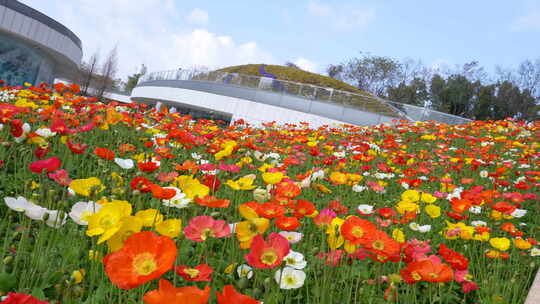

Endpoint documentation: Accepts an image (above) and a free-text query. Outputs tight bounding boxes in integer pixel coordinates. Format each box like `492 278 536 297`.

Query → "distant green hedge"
216 64 363 94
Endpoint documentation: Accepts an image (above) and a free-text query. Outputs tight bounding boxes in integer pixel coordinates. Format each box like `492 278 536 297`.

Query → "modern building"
0 0 82 86
132 66 471 127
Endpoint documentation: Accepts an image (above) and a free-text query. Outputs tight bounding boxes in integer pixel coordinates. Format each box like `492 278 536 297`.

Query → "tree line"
325 54 539 120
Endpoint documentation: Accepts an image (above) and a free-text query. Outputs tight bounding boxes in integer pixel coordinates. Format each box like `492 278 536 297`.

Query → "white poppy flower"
311 170 325 180
510 209 527 218
471 220 487 227
352 185 366 192
69 201 102 225
531 248 540 257
4 196 34 212
45 210 67 228
114 158 134 169
35 128 56 138
237 264 254 279
357 204 374 215
409 222 420 231
284 251 307 270
275 267 306 289
479 170 488 178
24 204 48 221
279 231 303 244
469 206 482 214
417 225 431 233
162 187 191 208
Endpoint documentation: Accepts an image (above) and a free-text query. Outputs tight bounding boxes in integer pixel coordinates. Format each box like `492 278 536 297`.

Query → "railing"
138 69 472 125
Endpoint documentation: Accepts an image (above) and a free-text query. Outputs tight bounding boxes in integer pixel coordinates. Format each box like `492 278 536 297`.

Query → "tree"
326 64 344 80
387 77 429 106
96 46 118 100
124 64 147 92
342 53 402 97
80 50 100 96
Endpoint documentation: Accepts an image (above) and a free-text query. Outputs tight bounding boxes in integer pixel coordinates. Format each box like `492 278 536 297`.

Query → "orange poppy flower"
143 279 210 304
401 259 454 284
258 203 286 219
450 198 472 213
150 184 177 200
275 216 300 231
274 182 301 198
361 230 401 261
103 231 177 290
216 285 260 304
195 195 230 208
175 160 199 174
292 200 316 218
94 147 115 160
341 216 377 245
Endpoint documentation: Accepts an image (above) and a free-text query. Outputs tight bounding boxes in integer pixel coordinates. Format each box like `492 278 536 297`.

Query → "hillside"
216 64 400 118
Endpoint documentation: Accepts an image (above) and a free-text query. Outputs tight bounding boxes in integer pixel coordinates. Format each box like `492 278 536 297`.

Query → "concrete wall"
0 1 82 80
131 85 352 128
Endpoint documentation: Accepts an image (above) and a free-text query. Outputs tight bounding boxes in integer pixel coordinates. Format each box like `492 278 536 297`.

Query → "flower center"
372 240 385 250
284 275 297 285
411 271 422 281
261 250 278 265
133 253 157 276
184 268 200 278
201 228 214 240
351 227 364 238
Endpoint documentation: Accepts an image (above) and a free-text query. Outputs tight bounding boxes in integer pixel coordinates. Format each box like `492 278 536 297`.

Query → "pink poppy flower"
48 169 72 186
183 216 231 242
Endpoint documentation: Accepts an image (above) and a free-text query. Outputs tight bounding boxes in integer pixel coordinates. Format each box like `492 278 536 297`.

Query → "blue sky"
22 0 540 78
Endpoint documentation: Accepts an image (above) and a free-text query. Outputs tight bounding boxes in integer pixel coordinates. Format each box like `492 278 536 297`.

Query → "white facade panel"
131 86 348 128
1 8 15 30
10 13 24 35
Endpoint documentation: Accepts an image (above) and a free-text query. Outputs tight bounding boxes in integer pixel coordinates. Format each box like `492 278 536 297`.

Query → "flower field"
0 82 539 304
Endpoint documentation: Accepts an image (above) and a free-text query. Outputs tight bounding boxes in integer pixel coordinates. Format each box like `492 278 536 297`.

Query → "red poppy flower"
201 174 220 192
175 264 213 282
138 161 159 173
94 147 115 160
1 292 49 304
245 233 290 269
491 201 516 214
67 139 88 154
29 157 61 173
103 231 177 290
131 176 153 193
327 200 349 215
9 119 24 137
438 244 468 270
216 285 260 304
143 279 210 304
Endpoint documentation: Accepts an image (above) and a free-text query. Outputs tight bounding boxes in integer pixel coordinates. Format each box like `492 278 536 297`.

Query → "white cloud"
307 1 375 31
513 9 540 31
19 0 274 79
293 57 318 73
187 8 209 26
